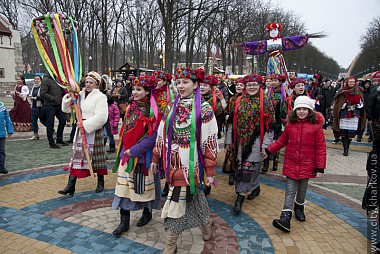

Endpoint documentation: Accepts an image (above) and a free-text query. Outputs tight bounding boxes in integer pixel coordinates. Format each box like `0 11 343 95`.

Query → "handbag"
222 149 236 174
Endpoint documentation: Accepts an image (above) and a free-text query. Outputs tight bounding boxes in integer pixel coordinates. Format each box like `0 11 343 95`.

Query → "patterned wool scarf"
342 84 361 105
233 89 274 161
119 97 154 167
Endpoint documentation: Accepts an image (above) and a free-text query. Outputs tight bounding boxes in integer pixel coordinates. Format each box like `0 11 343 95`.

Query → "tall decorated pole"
31 13 95 184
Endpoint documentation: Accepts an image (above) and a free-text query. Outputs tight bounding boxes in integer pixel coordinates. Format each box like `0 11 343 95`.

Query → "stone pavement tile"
212 174 368 254
0 230 74 253
285 246 301 254
0 158 371 254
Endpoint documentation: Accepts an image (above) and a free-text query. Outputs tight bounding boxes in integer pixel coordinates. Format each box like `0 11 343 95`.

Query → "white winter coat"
62 89 108 133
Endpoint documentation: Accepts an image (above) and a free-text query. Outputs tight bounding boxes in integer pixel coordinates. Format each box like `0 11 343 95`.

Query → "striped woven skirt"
69 128 108 178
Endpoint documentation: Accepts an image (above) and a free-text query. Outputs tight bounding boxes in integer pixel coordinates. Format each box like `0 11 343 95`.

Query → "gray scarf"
30 83 43 107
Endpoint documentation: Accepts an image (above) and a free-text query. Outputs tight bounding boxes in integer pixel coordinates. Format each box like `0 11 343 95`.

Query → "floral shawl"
233 91 275 161
119 97 154 166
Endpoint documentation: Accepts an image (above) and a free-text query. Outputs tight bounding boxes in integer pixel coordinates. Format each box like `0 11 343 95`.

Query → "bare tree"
0 0 19 29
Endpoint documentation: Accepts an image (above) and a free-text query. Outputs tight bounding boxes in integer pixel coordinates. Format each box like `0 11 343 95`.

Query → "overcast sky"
267 0 380 68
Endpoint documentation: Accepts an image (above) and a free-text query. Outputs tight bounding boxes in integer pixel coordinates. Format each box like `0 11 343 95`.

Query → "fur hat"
132 75 156 88
85 71 102 86
293 96 314 111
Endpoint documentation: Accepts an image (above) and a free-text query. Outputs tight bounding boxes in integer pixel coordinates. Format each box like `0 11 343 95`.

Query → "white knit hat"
293 96 315 111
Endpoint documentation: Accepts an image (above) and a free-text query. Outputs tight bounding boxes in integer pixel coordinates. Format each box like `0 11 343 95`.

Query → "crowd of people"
1 66 379 253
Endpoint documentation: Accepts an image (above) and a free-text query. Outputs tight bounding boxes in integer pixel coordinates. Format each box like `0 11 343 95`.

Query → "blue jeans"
45 105 66 144
104 118 115 146
0 137 6 171
31 107 47 133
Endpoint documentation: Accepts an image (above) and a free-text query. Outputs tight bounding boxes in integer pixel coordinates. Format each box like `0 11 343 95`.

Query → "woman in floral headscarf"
225 74 275 214
151 67 219 254
332 76 366 156
111 75 161 235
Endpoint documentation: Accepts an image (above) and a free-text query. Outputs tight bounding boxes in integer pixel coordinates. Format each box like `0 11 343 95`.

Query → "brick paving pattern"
0 100 373 253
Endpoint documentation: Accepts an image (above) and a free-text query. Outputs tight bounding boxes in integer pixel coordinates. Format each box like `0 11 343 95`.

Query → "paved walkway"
0 98 373 253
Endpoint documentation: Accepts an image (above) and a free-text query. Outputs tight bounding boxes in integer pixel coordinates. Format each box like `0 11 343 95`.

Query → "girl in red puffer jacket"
263 95 326 233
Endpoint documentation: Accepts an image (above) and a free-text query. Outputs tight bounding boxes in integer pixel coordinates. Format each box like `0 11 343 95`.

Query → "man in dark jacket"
319 79 336 129
40 74 68 149
366 78 380 143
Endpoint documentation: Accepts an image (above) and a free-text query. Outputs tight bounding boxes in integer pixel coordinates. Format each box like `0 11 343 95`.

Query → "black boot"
228 173 235 185
95 174 104 193
261 157 269 174
204 186 211 197
112 209 130 235
273 210 292 232
294 202 306 221
58 176 77 196
272 152 278 171
233 194 245 215
107 144 115 153
356 134 362 142
162 182 169 197
342 137 349 156
247 186 261 200
136 207 152 227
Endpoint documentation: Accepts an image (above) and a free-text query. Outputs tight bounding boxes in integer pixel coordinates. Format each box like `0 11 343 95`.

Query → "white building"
0 15 23 92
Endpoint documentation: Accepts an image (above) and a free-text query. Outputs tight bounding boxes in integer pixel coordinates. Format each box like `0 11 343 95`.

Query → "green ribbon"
44 14 65 82
188 97 196 194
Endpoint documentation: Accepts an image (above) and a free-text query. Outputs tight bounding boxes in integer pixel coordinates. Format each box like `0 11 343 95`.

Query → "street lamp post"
88 56 92 72
159 54 163 70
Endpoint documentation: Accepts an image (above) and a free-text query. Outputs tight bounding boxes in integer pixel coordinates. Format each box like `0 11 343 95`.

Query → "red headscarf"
343 76 361 105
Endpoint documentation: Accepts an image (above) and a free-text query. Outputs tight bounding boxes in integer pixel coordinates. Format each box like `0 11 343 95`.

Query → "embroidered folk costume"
225 74 275 214
152 67 219 253
9 77 32 132
223 77 246 185
112 75 161 235
59 71 108 195
332 77 366 156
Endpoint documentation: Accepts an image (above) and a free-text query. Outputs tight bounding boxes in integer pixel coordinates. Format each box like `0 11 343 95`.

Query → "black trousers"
45 105 66 144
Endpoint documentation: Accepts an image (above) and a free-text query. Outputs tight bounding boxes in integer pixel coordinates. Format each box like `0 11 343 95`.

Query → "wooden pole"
70 92 96 184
